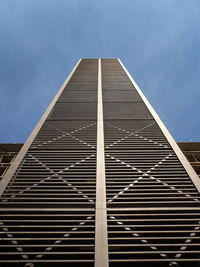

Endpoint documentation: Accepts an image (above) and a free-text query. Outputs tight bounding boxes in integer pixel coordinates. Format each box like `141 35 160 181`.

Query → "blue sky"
0 0 200 143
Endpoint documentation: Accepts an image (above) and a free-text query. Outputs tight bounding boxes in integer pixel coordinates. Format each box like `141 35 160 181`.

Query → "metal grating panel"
0 59 98 266
58 90 97 102
0 209 95 265
103 90 142 103
32 121 97 150
102 59 200 266
107 209 200 265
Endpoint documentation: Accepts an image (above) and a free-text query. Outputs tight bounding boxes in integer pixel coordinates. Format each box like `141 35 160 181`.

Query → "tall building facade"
1 59 200 267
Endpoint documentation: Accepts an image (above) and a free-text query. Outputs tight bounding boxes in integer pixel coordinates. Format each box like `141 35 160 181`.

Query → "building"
0 59 200 267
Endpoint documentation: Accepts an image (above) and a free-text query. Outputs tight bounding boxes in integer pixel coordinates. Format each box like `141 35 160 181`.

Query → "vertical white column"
95 59 109 267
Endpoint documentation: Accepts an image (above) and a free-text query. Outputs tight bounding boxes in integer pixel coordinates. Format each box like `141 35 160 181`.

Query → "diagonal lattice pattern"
107 209 200 265
32 121 96 149
0 210 95 265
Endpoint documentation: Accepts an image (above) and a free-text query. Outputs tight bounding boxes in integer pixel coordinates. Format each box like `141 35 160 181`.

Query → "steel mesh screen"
0 59 98 266
102 59 200 266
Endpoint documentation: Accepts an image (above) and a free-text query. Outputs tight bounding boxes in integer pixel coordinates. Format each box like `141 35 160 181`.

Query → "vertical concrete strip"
118 58 200 194
95 59 109 267
0 59 82 197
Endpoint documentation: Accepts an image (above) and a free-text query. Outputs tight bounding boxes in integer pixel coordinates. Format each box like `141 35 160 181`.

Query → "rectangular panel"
49 103 97 120
103 90 142 102
107 209 200 265
65 81 97 91
103 103 153 119
102 81 134 91
59 90 97 102
32 120 97 150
